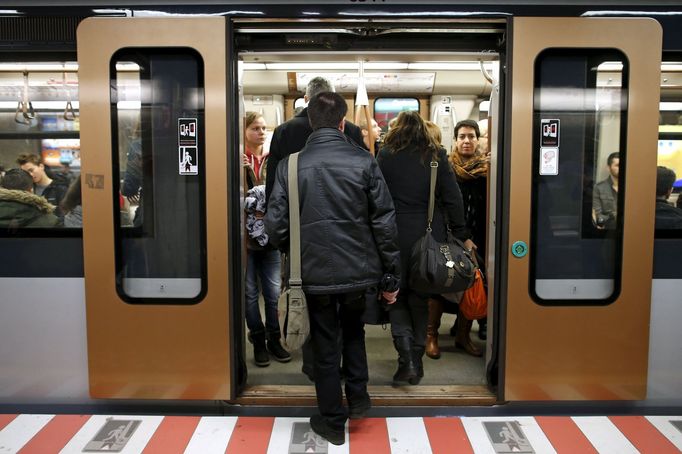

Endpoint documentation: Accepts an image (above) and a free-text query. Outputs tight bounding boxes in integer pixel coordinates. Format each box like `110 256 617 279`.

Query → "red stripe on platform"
423 417 474 454
0 414 18 431
535 416 597 454
609 416 680 454
18 415 90 454
350 418 391 454
225 416 274 454
142 416 201 454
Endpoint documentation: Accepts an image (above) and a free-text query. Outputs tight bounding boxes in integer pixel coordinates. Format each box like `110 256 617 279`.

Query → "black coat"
655 199 682 229
458 174 487 258
265 127 401 294
377 147 468 287
265 107 365 202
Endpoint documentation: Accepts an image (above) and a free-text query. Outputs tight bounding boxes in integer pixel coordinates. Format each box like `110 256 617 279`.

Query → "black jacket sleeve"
265 126 284 204
264 155 290 251
435 149 469 241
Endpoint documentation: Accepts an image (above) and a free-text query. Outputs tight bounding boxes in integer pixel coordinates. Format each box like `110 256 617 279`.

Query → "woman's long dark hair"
383 110 438 162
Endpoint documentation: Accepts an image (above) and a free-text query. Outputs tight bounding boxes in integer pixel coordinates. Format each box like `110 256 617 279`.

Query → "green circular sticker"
511 241 528 258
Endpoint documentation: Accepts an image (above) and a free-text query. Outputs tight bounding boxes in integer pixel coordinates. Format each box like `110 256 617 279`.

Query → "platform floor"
1 413 681 453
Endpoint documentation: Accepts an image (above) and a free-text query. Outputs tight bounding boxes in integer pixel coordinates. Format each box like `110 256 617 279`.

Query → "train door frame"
232 18 504 406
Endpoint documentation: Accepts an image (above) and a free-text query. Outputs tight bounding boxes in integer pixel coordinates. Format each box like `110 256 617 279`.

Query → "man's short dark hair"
607 152 620 166
656 166 676 198
307 92 348 131
0 168 33 191
454 119 481 139
305 76 334 99
16 153 42 167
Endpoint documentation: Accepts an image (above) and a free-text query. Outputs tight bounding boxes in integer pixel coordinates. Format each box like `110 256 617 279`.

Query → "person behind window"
592 152 620 229
447 119 489 350
16 153 69 219
378 111 472 385
60 176 82 228
655 166 682 229
242 112 291 367
357 116 382 154
121 124 144 227
0 168 59 228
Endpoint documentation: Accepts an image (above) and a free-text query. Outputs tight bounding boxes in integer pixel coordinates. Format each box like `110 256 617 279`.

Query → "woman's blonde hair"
383 111 438 161
244 111 263 130
424 121 442 146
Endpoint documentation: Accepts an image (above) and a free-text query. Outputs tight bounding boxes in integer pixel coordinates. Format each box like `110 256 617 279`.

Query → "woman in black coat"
377 111 473 386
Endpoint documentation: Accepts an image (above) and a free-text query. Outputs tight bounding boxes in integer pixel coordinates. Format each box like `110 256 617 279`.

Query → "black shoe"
409 347 424 385
478 319 488 341
348 397 371 419
310 415 345 446
392 337 418 386
249 331 270 367
267 335 292 363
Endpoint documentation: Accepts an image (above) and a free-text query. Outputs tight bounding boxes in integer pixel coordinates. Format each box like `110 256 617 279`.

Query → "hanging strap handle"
426 160 438 231
287 152 302 287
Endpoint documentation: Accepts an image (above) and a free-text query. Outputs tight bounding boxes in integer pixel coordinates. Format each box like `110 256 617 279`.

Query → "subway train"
1 1 681 415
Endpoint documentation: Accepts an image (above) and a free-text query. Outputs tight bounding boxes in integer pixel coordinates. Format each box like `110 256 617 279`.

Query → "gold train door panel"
78 18 231 399
504 18 661 400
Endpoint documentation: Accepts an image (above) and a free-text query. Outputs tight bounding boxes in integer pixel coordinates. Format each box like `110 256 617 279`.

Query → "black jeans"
307 291 369 432
388 288 429 348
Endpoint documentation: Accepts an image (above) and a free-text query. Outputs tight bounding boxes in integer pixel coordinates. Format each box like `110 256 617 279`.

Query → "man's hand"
382 289 399 305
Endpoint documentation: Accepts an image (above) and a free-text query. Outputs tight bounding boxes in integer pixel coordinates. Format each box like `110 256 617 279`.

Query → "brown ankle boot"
455 315 483 357
425 299 443 359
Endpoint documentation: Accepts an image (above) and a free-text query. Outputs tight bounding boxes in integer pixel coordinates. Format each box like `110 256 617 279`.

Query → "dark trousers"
388 289 429 348
307 291 369 432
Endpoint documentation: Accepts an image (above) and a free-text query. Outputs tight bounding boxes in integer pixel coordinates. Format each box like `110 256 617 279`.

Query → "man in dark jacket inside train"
265 92 401 446
0 169 60 228
17 153 69 219
655 166 682 229
264 76 365 202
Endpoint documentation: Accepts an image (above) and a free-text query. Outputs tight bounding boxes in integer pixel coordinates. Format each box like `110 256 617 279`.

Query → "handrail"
14 71 35 125
63 72 76 121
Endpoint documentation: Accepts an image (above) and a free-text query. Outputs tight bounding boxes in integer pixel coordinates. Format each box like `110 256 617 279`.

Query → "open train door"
504 18 662 400
77 18 234 399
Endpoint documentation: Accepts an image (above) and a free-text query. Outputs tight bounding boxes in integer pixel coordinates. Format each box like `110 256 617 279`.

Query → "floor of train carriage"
243 307 487 388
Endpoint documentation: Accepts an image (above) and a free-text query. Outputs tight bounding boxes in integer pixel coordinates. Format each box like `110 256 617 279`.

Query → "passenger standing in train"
358 116 382 153
377 111 472 385
264 76 365 203
16 153 69 219
264 76 365 380
592 152 619 229
0 168 59 228
448 119 489 351
243 111 291 367
655 166 682 229
266 92 400 445
60 176 82 227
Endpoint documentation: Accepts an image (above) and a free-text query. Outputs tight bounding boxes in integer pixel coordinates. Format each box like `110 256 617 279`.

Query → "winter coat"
265 107 365 202
38 173 70 218
265 127 401 294
377 146 468 287
655 199 682 229
0 188 60 228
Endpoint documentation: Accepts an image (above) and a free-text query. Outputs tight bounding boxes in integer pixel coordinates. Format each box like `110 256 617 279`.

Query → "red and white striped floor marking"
645 416 682 452
535 416 598 453
386 417 431 454
183 416 237 454
461 416 558 454
423 416 474 454
0 415 54 454
572 416 638 454
59 415 163 454
225 416 273 454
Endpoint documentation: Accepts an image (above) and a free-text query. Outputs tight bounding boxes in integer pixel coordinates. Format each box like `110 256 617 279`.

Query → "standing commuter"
377 111 473 385
242 112 290 366
0 168 59 228
265 76 366 380
266 92 401 445
655 166 682 229
357 116 383 152
592 152 620 229
16 153 69 219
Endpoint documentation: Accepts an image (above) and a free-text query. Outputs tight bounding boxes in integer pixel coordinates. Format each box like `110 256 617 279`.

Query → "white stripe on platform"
59 415 163 454
645 416 682 451
183 416 237 454
386 417 432 454
461 416 557 454
572 416 639 454
0 414 54 453
266 417 349 454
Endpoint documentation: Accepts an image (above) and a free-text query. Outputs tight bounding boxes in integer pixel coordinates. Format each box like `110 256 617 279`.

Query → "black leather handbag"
408 161 476 294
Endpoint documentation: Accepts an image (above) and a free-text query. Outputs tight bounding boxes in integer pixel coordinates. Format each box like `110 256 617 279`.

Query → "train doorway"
233 19 504 406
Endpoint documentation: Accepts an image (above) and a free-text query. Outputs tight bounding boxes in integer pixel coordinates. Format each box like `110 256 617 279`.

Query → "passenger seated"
0 168 60 228
655 166 682 229
16 153 69 219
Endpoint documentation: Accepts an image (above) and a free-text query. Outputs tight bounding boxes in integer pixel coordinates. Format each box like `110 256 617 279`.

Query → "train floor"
245 313 487 387
1 412 681 453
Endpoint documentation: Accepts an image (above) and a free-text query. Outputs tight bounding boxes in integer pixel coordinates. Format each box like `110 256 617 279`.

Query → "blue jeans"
245 248 281 334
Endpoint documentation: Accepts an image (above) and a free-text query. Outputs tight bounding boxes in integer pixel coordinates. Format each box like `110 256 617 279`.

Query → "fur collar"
0 188 56 213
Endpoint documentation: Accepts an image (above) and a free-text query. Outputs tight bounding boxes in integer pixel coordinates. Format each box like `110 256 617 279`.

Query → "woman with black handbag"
377 111 474 386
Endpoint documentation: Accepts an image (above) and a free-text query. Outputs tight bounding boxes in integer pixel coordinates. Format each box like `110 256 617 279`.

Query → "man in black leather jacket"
264 76 365 202
265 92 400 445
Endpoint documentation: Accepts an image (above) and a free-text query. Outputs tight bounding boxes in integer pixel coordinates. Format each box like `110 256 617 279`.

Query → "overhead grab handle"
14 71 35 125
354 60 375 157
63 71 76 121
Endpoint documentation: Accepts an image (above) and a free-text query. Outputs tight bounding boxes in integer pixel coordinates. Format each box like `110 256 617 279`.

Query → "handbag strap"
426 160 438 231
287 153 302 287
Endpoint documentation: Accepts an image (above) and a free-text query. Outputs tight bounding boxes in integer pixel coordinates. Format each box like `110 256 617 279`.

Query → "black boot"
409 346 425 385
478 317 488 341
249 330 270 367
392 337 418 386
267 330 292 363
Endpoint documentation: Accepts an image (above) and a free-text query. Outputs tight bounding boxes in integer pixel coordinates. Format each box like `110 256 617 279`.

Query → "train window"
111 48 207 304
655 124 682 234
0 63 81 234
374 97 419 133
530 49 628 304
